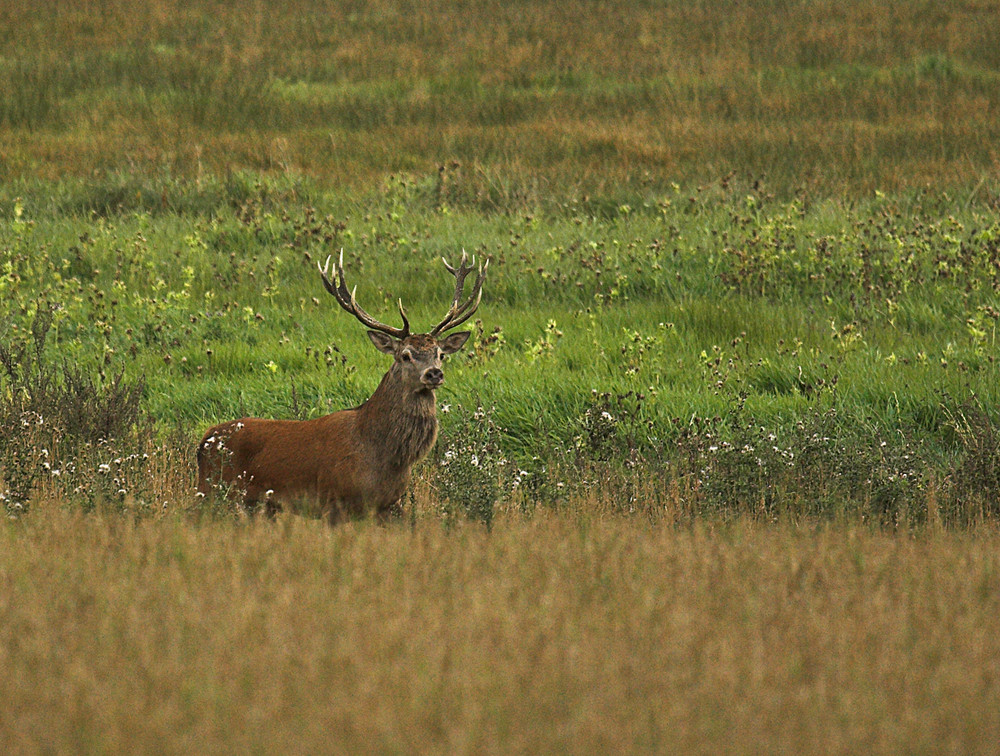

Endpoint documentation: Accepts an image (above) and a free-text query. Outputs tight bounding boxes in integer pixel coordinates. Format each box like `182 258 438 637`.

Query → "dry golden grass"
2 498 999 754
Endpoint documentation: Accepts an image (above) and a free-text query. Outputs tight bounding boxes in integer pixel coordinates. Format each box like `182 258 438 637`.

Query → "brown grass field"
2 0 999 196
2 495 1000 754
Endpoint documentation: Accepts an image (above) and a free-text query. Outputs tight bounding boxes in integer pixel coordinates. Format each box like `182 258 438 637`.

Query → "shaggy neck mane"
357 365 438 470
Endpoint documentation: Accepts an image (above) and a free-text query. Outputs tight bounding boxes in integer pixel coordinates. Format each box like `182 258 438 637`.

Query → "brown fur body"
197 332 465 523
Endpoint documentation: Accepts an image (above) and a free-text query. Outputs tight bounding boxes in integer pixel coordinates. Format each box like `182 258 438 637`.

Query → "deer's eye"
401 351 413 362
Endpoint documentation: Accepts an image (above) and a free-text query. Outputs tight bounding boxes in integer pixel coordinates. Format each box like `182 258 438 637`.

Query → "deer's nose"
423 367 444 386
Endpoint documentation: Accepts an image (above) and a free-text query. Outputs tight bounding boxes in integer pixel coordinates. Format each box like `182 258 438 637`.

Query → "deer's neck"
357 368 438 471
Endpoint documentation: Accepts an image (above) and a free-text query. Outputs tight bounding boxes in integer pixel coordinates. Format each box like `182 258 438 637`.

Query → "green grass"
3 175 1000 522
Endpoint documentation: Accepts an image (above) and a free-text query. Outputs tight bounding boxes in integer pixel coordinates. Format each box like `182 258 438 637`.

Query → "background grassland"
1 0 999 197
4 1 1000 752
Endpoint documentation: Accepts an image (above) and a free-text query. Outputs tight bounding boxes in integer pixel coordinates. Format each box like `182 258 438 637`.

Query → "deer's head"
366 331 470 393
320 250 488 394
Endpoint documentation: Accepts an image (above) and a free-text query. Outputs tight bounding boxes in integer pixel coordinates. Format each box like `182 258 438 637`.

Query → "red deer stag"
196 250 488 523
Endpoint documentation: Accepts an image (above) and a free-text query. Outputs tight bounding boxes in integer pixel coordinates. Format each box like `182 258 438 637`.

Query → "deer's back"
197 411 371 507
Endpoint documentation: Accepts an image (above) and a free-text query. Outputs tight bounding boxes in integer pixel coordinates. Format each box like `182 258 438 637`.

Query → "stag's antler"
319 249 410 339
430 250 490 336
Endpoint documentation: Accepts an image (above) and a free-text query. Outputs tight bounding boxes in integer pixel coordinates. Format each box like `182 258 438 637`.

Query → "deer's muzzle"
422 367 444 388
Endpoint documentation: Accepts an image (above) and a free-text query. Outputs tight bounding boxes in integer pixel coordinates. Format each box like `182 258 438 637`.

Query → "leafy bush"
0 306 147 514
435 405 511 528
946 399 1000 520
668 407 927 524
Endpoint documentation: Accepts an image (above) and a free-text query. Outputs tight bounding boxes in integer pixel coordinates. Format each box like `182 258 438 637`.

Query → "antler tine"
441 249 474 310
318 249 409 339
396 298 410 336
430 251 490 336
442 248 470 276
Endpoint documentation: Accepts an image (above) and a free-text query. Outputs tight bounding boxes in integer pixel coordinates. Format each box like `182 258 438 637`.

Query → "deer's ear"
367 330 398 354
439 331 471 355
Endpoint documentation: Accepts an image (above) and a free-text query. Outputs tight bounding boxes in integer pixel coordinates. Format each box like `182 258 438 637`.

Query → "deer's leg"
240 477 269 515
375 498 404 526
325 499 349 526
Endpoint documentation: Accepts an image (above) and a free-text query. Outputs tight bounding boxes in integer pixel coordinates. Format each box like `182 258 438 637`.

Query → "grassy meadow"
2 0 1000 197
3 0 1000 752
3 508 1000 754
